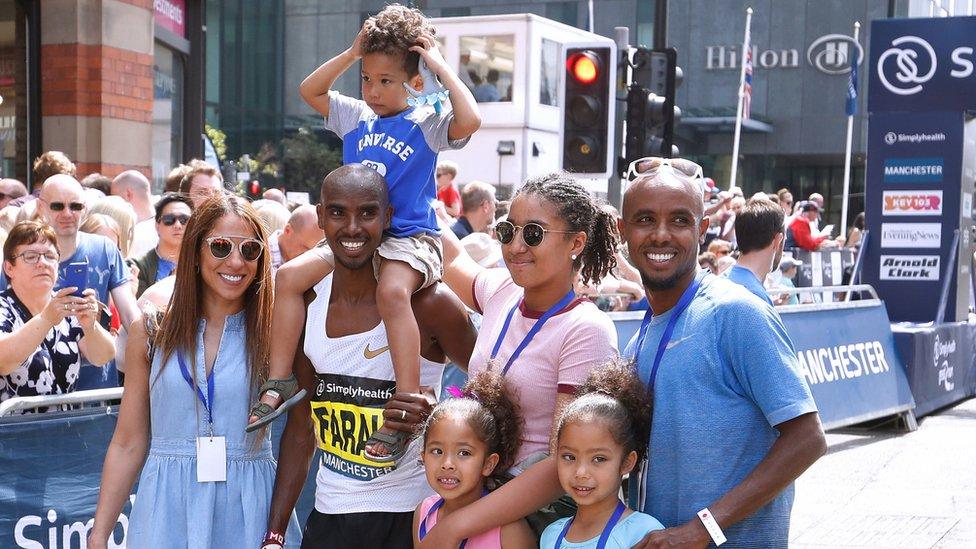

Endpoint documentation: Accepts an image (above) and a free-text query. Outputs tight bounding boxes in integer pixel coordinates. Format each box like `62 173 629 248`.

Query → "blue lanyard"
417 490 487 547
633 271 704 393
554 501 627 548
177 353 215 428
490 289 576 375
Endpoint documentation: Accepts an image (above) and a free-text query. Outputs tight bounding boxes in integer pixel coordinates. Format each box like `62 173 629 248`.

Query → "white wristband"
697 507 727 546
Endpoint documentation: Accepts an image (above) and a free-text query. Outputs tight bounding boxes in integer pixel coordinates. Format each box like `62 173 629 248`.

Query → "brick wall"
41 44 153 124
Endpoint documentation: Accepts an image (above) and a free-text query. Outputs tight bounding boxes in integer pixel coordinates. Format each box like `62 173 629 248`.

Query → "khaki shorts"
312 234 442 291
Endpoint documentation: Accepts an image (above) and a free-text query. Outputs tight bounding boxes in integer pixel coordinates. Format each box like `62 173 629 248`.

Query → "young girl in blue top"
541 362 664 549
414 371 535 548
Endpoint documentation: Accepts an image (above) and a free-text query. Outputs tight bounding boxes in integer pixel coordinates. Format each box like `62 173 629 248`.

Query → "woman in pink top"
440 172 619 468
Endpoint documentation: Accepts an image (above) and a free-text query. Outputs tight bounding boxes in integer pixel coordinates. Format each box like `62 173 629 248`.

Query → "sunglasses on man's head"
625 156 704 184
494 220 575 247
160 213 190 226
205 235 264 262
47 201 85 212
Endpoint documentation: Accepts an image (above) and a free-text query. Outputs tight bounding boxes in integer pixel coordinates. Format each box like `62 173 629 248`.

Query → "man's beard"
639 261 696 292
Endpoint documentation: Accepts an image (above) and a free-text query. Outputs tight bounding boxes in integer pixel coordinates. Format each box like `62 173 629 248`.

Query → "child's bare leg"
367 259 423 457
248 249 333 425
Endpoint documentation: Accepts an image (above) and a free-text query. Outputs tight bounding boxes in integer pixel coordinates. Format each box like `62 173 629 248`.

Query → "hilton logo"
706 33 863 75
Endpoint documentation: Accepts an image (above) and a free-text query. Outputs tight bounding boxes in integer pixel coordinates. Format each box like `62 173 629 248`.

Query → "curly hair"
516 172 618 285
422 370 523 476
32 151 76 186
557 360 652 462
360 3 435 77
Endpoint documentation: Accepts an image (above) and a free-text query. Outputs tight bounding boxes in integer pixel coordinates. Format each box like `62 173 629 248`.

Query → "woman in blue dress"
89 194 296 548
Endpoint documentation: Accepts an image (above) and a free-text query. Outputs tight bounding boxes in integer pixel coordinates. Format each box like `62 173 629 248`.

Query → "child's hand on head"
348 25 367 59
410 34 448 75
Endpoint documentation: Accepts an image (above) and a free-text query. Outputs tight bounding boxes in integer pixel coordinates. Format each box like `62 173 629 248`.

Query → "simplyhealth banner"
0 410 310 548
612 303 915 430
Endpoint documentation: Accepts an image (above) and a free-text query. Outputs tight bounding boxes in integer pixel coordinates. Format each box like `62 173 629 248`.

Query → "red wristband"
261 530 285 548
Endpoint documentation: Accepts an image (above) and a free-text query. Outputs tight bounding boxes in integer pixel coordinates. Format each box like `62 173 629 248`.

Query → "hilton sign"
706 34 864 75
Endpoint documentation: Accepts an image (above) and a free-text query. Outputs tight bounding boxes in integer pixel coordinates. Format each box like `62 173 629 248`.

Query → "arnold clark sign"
880 223 941 248
880 255 940 281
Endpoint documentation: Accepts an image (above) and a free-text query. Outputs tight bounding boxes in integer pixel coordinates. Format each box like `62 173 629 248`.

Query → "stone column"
40 0 154 178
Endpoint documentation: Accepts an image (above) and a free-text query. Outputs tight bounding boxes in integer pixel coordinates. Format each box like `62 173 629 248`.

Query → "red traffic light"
249 181 261 196
567 51 599 85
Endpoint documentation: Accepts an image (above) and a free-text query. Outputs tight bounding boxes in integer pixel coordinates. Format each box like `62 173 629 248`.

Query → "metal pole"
840 22 860 240
935 229 961 324
610 26 631 210
844 230 868 302
728 7 752 191
653 0 668 49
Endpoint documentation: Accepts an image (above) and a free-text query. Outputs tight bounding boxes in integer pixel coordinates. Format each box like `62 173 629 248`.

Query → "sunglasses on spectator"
205 235 264 262
11 251 60 265
625 156 704 184
44 200 85 212
160 213 190 226
494 220 575 247
0 192 15 200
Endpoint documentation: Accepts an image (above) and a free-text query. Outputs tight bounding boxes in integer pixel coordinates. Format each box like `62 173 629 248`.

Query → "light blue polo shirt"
625 271 816 547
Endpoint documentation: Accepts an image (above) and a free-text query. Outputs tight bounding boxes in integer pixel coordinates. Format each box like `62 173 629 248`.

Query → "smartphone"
62 261 89 297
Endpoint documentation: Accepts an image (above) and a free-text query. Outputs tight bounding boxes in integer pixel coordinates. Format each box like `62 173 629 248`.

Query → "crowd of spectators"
0 149 873 411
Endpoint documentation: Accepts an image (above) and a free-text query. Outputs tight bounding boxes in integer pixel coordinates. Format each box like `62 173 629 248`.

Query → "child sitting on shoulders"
246 3 480 466
415 371 536 548
541 361 664 548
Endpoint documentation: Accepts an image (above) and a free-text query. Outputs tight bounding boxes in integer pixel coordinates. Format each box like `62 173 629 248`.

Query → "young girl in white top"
541 362 664 548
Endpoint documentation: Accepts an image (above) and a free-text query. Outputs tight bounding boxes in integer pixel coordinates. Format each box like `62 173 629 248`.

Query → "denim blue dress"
127 311 297 547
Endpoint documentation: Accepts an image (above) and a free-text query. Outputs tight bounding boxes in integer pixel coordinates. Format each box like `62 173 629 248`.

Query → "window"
459 35 515 103
636 1 654 48
153 44 184 191
441 7 470 17
539 38 559 106
545 2 578 27
0 0 26 180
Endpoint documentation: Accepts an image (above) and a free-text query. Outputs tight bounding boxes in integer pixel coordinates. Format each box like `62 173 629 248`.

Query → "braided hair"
515 172 618 285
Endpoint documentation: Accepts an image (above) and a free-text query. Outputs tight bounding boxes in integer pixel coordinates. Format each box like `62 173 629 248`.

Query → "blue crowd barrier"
892 321 976 418
0 407 308 548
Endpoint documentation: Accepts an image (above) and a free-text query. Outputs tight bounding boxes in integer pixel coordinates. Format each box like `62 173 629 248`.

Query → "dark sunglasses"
47 201 85 212
494 220 575 247
160 213 190 226
205 235 264 262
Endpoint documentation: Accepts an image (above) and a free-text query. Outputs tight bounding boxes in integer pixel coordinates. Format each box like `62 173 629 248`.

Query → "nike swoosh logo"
364 344 390 360
665 335 693 350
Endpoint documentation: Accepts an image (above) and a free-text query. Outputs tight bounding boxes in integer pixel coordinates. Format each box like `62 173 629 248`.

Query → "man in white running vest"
263 164 476 549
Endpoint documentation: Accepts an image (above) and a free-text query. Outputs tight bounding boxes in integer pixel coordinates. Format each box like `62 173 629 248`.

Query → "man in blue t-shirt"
619 159 825 548
1 175 138 331
723 197 786 306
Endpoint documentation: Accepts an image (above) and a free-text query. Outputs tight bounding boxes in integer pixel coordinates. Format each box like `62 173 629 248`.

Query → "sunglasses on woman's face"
205 235 264 262
160 213 190 226
46 201 85 212
494 220 575 247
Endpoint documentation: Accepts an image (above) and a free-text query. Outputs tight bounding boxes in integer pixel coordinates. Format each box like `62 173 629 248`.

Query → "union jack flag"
742 38 753 120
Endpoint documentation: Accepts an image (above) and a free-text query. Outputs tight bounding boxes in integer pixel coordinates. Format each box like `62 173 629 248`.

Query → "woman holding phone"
89 194 298 548
0 221 115 409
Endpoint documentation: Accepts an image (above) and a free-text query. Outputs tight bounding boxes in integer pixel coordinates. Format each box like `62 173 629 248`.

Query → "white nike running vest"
305 273 443 514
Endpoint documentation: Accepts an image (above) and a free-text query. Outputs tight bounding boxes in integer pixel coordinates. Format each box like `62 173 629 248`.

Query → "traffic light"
560 43 616 178
625 47 682 166
248 180 261 198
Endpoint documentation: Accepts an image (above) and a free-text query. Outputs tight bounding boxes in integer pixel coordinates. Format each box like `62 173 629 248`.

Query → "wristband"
697 508 727 546
261 530 285 549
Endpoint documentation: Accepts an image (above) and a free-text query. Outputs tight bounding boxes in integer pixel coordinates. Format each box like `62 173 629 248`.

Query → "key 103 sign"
882 190 943 216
